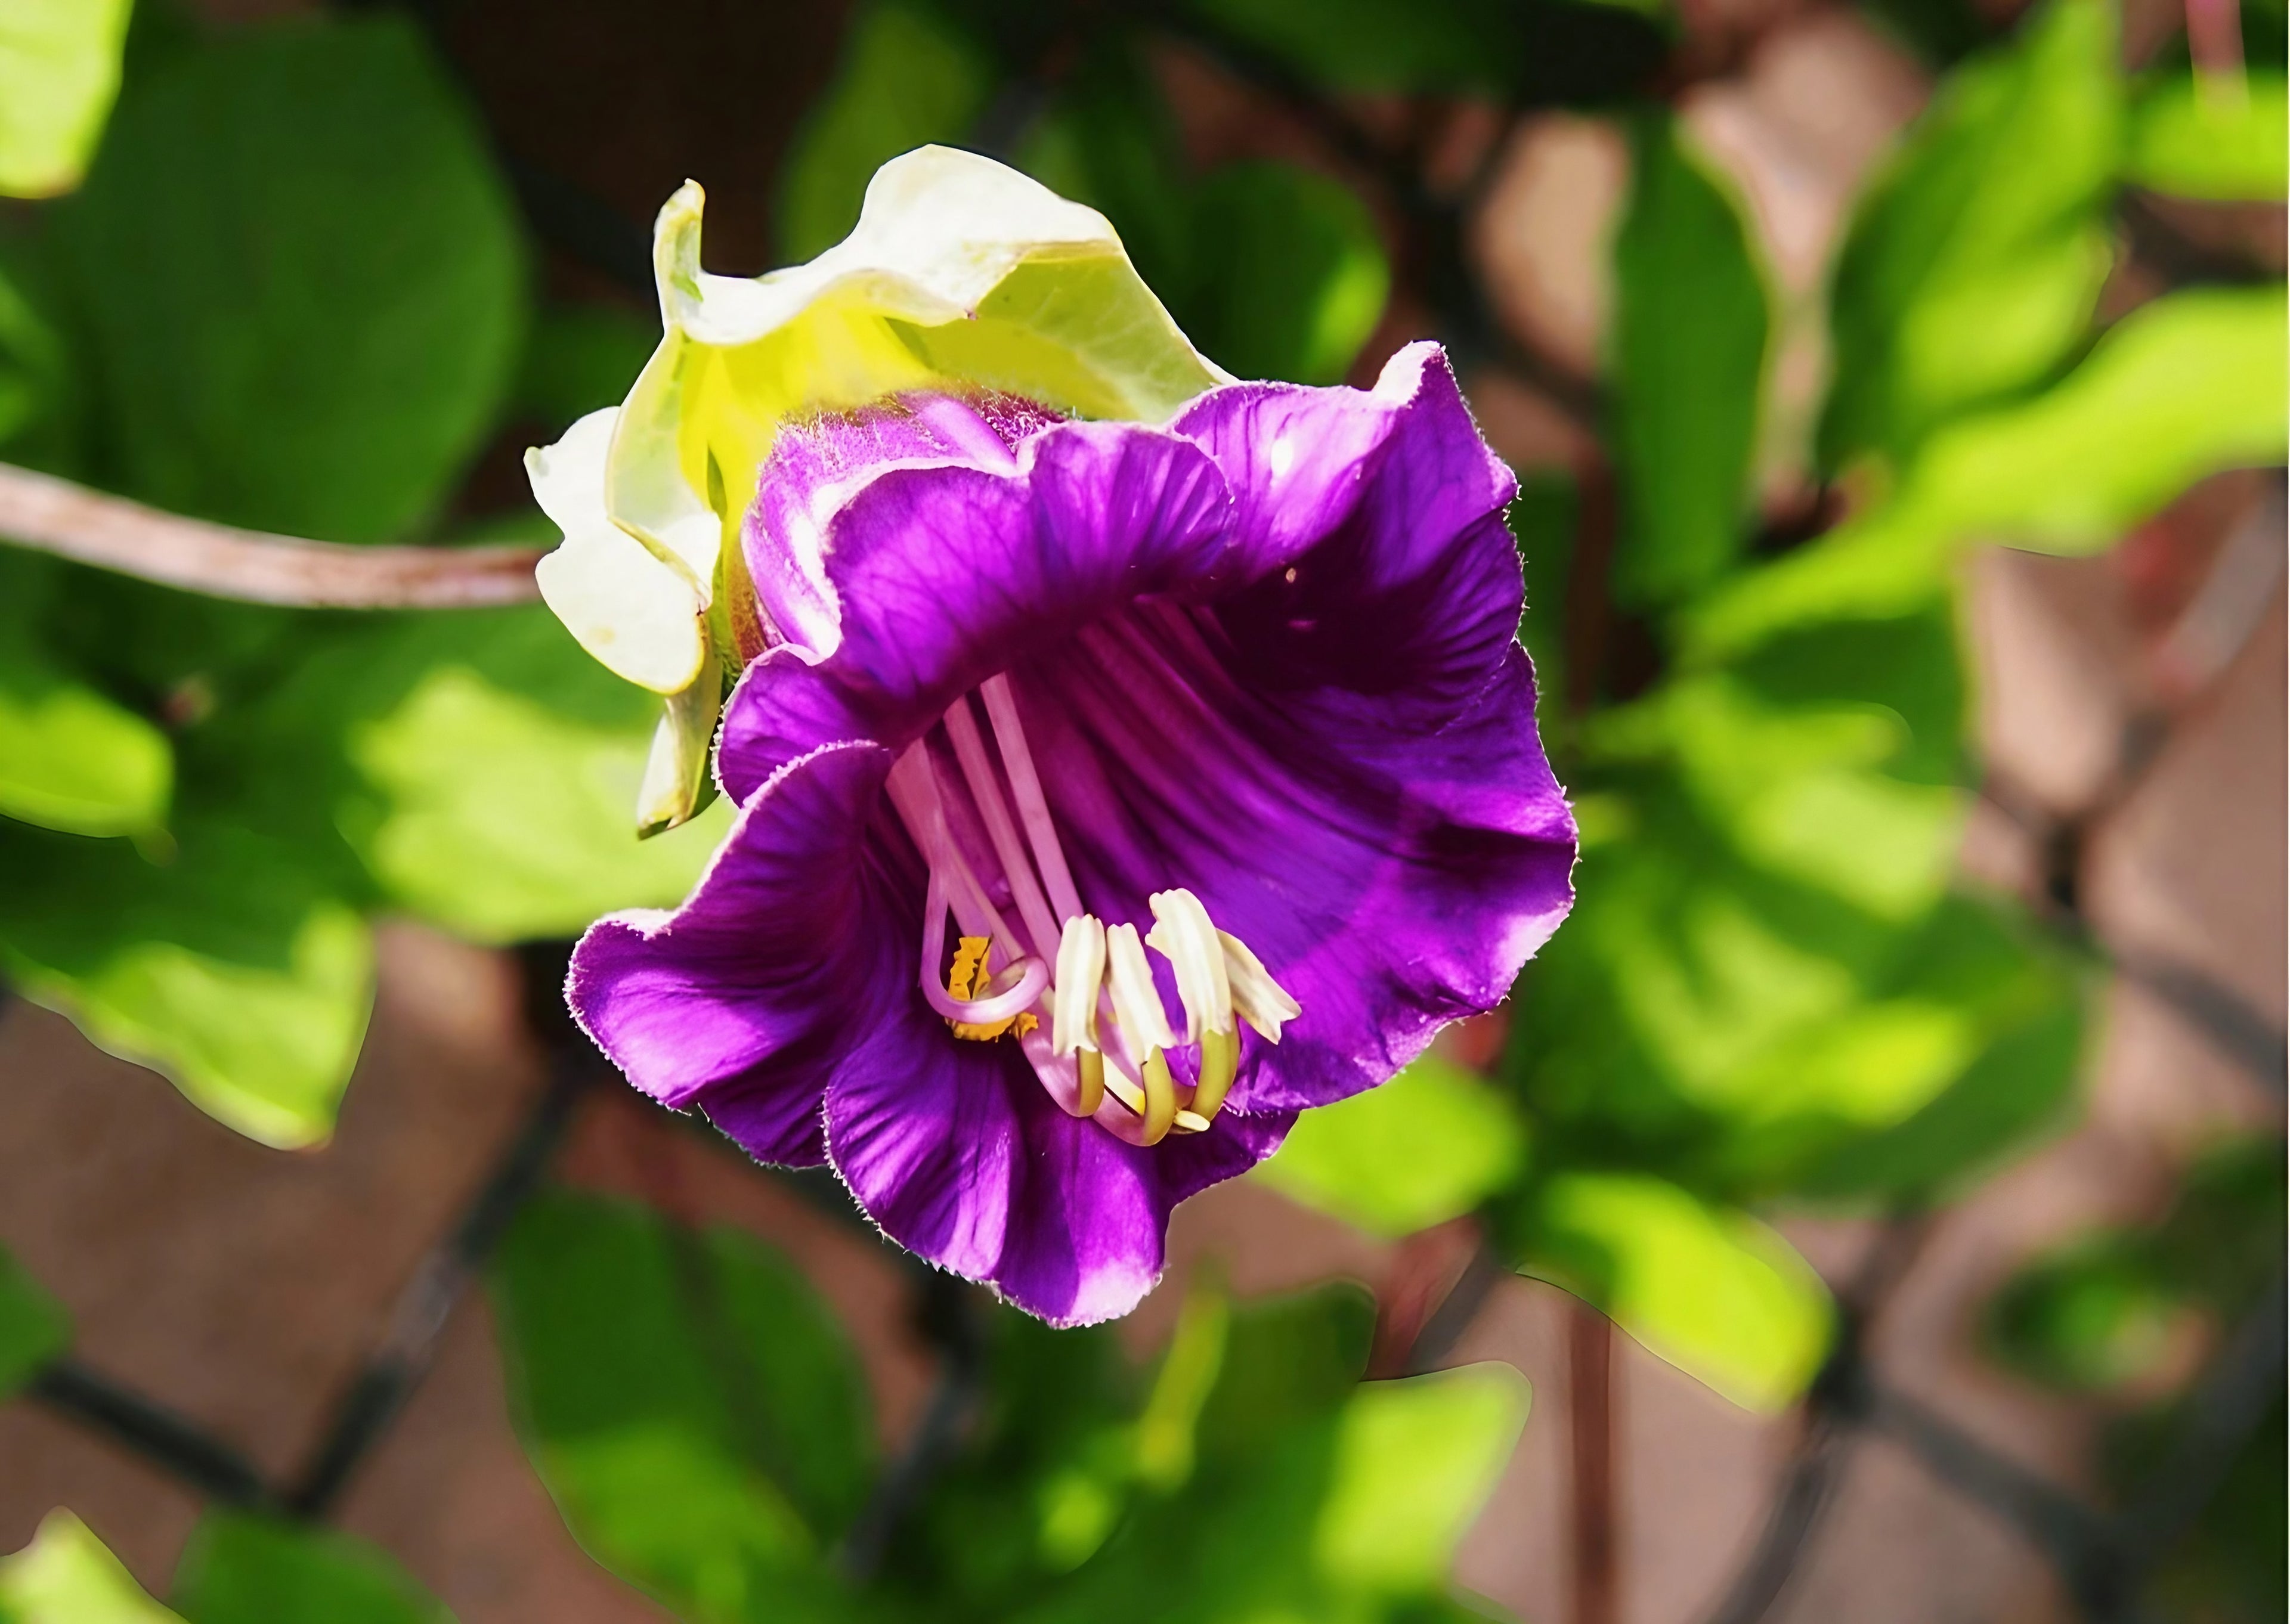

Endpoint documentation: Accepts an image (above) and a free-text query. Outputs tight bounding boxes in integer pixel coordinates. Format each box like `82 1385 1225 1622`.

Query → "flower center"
882 671 1298 1147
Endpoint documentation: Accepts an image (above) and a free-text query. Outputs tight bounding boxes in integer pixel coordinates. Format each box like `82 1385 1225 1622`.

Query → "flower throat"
882 669 1298 1148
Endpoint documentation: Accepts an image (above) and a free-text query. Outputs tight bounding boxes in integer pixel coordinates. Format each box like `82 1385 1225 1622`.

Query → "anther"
1219 930 1299 1042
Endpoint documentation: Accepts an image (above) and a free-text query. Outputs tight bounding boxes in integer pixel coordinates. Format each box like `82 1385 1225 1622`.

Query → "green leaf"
1013 41 1194 305
510 302 658 438
490 1190 872 1624
775 1 994 264
1985 1136 2284 1392
1175 0 1667 103
171 1515 452 1624
0 0 133 198
2125 72 2288 201
1252 1053 1528 1236
1516 1173 1831 1411
0 817 373 1149
1795 960 2085 1201
0 1245 69 1400
0 242 73 457
936 1284 1524 1624
1507 600 2086 1214
1608 114 1769 608
0 556 171 838
0 1512 182 1624
1819 0 2120 471
1187 162 1390 386
1689 285 2288 658
333 610 731 944
57 13 526 541
1899 284 2290 556
1512 475 1578 709
1311 1366 1531 1594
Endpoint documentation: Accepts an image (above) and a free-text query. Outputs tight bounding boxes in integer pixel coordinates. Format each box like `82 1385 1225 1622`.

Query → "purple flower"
564 340 1576 1325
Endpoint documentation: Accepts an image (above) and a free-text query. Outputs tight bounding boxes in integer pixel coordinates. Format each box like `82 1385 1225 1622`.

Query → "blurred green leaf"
0 817 373 1148
1795 962 2085 1201
1608 114 1769 609
1311 1367 1530 1594
491 1190 872 1624
1014 41 1193 302
2125 72 2288 200
0 252 70 454
1177 0 1668 104
171 1515 451 1624
0 1245 69 1400
0 0 133 199
1252 1053 1528 1237
1512 475 1578 706
0 556 171 838
927 1283 1525 1624
510 303 658 438
776 1 994 263
1988 1134 2285 1393
332 610 730 944
0 1511 182 1624
57 13 526 541
1516 1173 1830 1410
1987 1236 2187 1391
1691 284 2288 658
1187 162 1389 385
1820 0 2120 472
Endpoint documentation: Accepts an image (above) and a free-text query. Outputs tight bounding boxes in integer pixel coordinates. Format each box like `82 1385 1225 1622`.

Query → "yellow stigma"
946 935 1038 1042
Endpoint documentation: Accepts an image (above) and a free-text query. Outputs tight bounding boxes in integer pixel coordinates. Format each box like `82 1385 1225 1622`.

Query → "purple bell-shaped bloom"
565 340 1577 1324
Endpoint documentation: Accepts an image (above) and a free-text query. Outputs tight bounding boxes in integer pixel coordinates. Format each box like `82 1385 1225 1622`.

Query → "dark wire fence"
10 6 2285 1620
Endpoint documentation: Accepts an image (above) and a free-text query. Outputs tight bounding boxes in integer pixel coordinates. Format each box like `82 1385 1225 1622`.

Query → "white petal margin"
527 408 707 696
602 146 1233 624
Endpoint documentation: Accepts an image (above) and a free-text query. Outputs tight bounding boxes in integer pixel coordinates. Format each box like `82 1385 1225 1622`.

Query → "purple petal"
719 421 1231 799
822 973 1293 1324
567 741 892 1151
746 392 1064 656
1001 618 1574 1114
1178 342 1523 720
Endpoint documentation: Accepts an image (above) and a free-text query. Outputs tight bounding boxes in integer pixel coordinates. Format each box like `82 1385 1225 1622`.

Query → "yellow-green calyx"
524 145 1231 832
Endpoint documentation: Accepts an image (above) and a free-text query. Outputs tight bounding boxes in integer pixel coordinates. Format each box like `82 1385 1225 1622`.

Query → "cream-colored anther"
1104 923 1177 1056
1145 888 1231 1045
1051 915 1107 1056
1219 929 1299 1042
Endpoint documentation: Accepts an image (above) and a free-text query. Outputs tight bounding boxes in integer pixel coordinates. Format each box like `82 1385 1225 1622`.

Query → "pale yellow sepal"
634 645 722 837
529 409 708 696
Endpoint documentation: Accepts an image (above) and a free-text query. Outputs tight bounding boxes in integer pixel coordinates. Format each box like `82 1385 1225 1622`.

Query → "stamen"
1051 916 1107 1056
887 692 1302 1145
1219 930 1299 1043
1192 1026 1240 1120
1138 1047 1178 1145
943 694 1061 961
1103 923 1176 1056
979 674 1086 923
1144 889 1232 1046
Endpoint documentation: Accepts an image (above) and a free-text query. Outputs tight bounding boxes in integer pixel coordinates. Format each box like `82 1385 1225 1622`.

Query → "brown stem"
1570 1298 1620 1624
0 460 544 609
